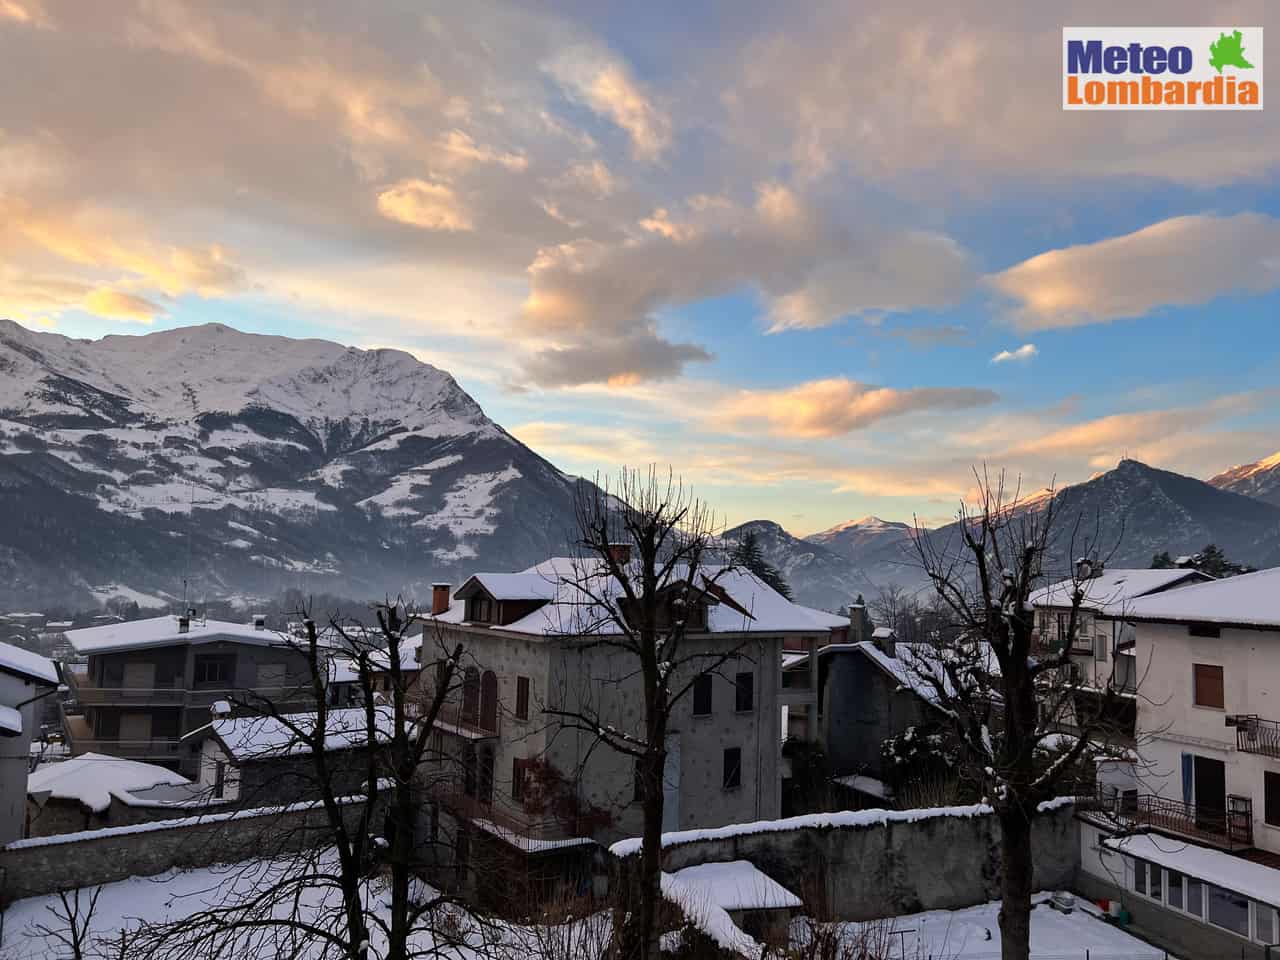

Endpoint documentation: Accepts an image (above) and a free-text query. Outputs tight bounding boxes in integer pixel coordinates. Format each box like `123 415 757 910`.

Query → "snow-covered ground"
810 894 1171 959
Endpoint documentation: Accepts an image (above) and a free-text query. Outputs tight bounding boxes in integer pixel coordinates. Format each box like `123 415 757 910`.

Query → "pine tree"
730 528 794 599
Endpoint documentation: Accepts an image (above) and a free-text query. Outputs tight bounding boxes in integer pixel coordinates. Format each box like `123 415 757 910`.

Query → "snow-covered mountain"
1209 451 1280 507
0 320 585 610
722 520 881 611
805 516 913 559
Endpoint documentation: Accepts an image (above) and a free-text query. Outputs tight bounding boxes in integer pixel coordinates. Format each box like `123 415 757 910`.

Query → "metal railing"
1084 790 1254 850
64 735 186 759
65 671 312 709
1234 714 1280 760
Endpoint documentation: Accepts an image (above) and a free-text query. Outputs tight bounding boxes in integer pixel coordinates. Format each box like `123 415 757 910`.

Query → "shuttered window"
1193 664 1224 708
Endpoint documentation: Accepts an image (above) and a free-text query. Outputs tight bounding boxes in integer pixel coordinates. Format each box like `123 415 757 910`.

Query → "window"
1133 859 1147 896
213 760 226 800
193 655 233 687
1093 633 1108 661
693 674 713 717
467 597 493 622
512 758 531 803
1266 771 1280 828
1207 885 1250 937
722 747 741 790
735 671 754 712
1193 664 1224 708
1167 871 1184 910
1254 902 1277 944
1186 877 1203 918
1056 613 1069 648
462 667 480 723
515 676 530 721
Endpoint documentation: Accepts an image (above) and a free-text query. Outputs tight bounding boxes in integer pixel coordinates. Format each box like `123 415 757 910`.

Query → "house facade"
421 556 842 851
0 641 60 845
61 615 321 774
1075 567 1280 957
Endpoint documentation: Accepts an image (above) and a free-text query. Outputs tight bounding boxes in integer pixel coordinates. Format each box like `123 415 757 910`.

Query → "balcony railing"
1232 714 1280 760
65 672 312 709
1084 790 1254 851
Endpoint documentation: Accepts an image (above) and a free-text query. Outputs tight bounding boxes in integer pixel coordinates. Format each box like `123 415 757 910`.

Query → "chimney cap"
431 582 452 588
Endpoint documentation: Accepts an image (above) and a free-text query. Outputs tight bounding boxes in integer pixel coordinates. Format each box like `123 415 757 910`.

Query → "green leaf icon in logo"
1208 30 1255 74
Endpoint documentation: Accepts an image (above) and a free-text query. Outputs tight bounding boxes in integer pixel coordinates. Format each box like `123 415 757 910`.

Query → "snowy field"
1 853 1168 960
814 894 1172 960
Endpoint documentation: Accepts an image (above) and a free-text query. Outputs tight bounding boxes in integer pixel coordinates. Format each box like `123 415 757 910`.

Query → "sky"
1 0 1278 534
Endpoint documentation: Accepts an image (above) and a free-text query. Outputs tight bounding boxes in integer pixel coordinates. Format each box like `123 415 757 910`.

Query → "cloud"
522 330 711 388
713 377 999 438
376 179 473 232
556 160 618 197
990 214 1280 330
81 288 163 322
545 48 671 161
435 130 528 172
991 343 1037 364
879 324 972 349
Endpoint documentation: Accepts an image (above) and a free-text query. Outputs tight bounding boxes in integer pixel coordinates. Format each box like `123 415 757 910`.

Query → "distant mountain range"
0 320 585 610
2 319 1278 614
729 459 1280 609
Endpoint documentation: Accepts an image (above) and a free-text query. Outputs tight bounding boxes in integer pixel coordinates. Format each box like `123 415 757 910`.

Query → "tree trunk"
622 747 665 960
998 806 1034 960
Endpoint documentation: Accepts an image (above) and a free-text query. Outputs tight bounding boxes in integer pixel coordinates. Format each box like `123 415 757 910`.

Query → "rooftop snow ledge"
609 797 1074 858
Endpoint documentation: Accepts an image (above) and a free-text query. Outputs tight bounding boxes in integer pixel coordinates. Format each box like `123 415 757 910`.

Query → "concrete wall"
819 649 932 778
0 795 383 905
1133 620 1280 855
0 671 45 846
627 803 1080 921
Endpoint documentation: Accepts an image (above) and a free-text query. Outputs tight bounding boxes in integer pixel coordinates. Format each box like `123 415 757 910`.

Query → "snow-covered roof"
457 572 559 602
1028 568 1207 612
471 818 597 853
1105 833 1280 909
191 705 396 762
27 753 192 813
0 640 59 685
669 860 802 912
1101 565 1280 628
833 774 892 799
66 616 318 654
0 705 21 736
781 652 809 670
871 626 895 640
432 557 846 638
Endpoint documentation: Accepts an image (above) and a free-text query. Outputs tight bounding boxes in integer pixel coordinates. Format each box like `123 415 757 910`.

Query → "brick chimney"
848 600 866 643
431 583 451 616
177 614 190 634
607 542 632 566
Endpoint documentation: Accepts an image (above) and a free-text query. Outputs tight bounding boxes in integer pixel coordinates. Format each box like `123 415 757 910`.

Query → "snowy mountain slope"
1209 450 1280 507
0 320 586 609
722 520 880 611
805 516 913 560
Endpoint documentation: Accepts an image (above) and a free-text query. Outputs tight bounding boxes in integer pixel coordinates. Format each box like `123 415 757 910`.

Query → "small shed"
668 859 802 943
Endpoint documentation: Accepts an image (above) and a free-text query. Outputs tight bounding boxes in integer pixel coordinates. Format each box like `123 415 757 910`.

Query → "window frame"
1265 770 1280 828
734 670 754 713
722 746 742 791
692 674 713 717
1192 663 1225 709
515 675 530 721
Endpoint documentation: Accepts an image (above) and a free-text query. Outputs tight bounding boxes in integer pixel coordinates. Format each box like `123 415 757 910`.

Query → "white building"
0 641 60 844
1072 567 1280 955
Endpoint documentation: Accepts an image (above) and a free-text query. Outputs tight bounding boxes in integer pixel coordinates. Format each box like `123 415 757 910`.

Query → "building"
0 641 60 844
1073 567 1280 957
181 705 395 806
422 554 844 851
1029 566 1209 734
25 752 206 837
60 614 325 774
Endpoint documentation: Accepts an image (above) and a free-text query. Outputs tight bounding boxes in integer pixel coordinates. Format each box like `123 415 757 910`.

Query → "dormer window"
466 597 493 623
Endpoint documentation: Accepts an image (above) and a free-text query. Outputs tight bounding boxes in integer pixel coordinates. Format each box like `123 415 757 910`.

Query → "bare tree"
132 602 468 960
544 468 749 960
908 469 1126 960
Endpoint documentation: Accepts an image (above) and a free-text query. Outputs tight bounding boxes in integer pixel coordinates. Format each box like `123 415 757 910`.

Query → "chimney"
177 614 190 634
848 600 866 643
607 542 632 566
431 583 451 616
252 614 266 631
873 626 897 659
1075 557 1103 581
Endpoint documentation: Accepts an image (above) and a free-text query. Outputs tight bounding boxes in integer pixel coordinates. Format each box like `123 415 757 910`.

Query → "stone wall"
0 794 383 905
616 802 1080 921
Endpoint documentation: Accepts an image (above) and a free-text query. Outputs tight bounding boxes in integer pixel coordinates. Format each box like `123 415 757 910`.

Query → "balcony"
1231 714 1280 760
64 671 312 710
1084 790 1254 851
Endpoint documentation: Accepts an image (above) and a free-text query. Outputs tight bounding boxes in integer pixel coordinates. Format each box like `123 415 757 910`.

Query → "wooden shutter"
1193 664 1224 708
